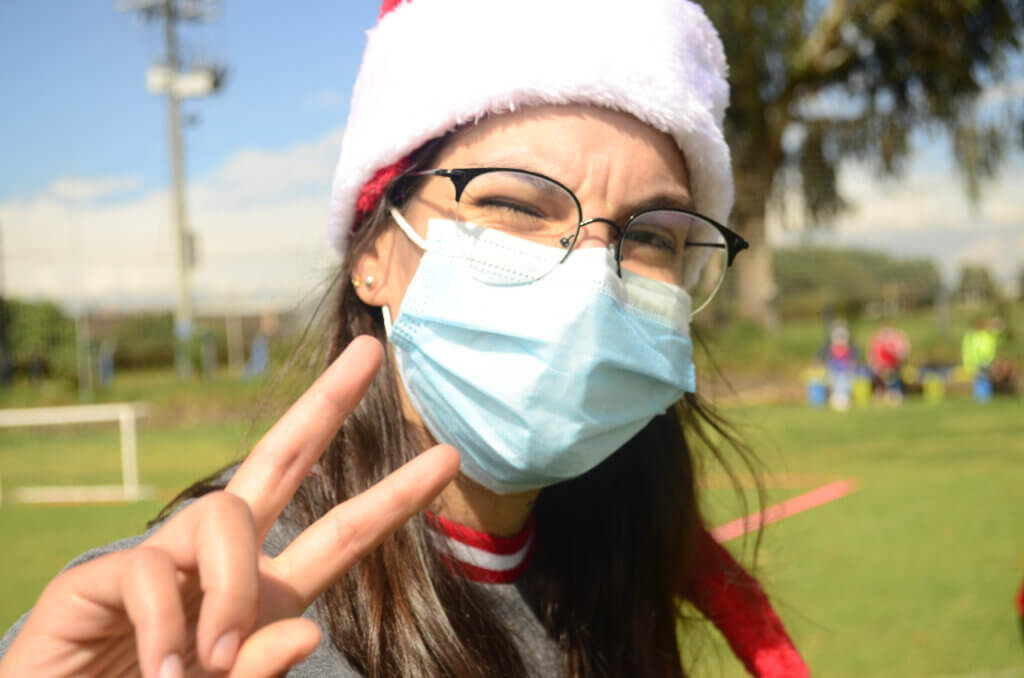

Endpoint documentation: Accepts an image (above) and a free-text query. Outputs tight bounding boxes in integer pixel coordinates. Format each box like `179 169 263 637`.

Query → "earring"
352 275 375 289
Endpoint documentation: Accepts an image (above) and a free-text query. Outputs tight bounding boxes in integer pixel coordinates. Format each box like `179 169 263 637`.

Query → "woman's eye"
477 197 546 218
623 227 678 253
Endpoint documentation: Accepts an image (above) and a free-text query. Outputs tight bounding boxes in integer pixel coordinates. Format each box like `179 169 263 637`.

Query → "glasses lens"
454 170 580 284
620 210 728 316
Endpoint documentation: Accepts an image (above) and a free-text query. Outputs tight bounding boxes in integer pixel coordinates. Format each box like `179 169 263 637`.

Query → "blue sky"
1 2 1022 311
0 1 375 200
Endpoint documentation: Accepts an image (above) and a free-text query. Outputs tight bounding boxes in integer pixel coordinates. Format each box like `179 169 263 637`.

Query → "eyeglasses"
401 167 748 315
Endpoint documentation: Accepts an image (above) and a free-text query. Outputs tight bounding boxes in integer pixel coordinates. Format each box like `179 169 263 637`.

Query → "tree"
6 300 76 380
696 0 1024 327
773 246 942 317
956 263 999 304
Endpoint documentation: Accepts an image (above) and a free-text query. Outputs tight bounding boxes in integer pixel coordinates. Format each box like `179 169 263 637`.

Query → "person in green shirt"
962 317 999 377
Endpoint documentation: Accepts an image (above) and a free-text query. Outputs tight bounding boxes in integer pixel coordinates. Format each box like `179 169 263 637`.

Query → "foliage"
955 263 1000 303
694 0 1024 325
107 313 176 369
3 300 77 380
695 302 1021 375
773 246 943 318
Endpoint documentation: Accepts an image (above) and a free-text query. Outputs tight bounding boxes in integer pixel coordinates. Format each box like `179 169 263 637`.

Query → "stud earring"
351 278 361 288
364 275 375 289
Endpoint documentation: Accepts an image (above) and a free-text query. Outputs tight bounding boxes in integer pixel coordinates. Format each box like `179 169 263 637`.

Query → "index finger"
227 335 384 539
269 444 460 614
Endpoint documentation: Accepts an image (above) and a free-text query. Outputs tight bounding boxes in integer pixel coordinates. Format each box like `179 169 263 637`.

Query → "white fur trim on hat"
328 0 733 256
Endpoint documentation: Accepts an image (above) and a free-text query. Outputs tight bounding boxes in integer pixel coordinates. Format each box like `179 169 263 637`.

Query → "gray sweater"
0 510 564 676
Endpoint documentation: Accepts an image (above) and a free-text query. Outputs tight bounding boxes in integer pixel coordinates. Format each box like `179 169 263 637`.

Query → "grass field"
1 389 1022 676
693 398 1024 677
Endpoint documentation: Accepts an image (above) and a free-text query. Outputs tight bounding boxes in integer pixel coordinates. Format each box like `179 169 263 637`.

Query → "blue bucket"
972 374 993 403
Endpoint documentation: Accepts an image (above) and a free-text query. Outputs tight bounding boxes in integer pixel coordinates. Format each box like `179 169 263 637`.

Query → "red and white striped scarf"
425 510 536 584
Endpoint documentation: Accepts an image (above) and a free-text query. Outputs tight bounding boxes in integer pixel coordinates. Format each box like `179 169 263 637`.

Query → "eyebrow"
453 162 695 213
624 191 695 214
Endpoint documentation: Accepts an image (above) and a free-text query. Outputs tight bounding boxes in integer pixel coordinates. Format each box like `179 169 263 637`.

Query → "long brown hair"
162 136 762 677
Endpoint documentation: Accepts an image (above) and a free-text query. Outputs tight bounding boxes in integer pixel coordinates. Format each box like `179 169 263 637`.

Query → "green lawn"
2 396 1023 677
0 420 250 629
692 398 1024 677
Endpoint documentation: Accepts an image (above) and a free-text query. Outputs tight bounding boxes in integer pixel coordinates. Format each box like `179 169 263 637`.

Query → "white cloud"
47 175 142 201
1 129 344 314
303 88 346 112
6 123 1022 313
768 150 1024 285
196 128 342 208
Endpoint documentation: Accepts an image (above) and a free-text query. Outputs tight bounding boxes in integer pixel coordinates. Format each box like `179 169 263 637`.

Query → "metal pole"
76 313 94 402
165 0 193 378
225 314 244 373
118 407 141 501
0 219 5 298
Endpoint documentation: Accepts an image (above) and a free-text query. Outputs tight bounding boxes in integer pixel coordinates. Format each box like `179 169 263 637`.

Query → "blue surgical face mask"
382 209 696 494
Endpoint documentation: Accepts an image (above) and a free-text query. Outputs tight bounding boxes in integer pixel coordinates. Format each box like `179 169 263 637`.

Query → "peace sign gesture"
0 336 460 678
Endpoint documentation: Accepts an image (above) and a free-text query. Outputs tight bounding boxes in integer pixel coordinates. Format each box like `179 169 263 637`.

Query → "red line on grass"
711 479 859 543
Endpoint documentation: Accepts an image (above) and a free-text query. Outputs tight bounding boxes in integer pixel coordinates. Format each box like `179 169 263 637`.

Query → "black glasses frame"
404 167 749 276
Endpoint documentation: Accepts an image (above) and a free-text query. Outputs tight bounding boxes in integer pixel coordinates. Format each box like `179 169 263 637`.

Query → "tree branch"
787 0 904 98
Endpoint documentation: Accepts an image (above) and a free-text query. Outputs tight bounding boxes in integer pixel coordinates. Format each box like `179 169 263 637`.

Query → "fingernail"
160 653 184 678
211 629 240 670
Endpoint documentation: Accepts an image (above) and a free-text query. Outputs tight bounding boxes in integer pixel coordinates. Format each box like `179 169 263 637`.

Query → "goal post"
0 403 152 504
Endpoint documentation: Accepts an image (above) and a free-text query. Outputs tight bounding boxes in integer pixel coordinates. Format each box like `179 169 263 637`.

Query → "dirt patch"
698 372 805 406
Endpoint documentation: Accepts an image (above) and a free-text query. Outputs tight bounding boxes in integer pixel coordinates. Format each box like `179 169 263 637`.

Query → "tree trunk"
732 175 780 329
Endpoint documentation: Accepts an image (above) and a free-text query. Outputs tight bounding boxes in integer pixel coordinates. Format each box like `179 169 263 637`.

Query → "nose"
574 217 623 250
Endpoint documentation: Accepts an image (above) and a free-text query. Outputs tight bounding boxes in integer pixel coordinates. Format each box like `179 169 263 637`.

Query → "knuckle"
374 478 420 522
125 548 184 626
245 437 303 493
315 369 352 411
130 545 174 575
210 579 260 620
329 508 366 552
201 490 255 525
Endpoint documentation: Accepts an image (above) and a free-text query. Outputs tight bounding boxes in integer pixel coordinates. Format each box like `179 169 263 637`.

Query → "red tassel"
690 528 810 678
352 157 412 233
378 0 406 19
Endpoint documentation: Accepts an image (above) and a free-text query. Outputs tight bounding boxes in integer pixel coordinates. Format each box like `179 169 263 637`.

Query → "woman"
0 0 808 676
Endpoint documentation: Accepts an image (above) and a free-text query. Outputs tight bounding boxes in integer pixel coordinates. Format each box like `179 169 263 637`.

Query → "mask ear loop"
379 205 430 339
389 206 429 250
379 205 438 338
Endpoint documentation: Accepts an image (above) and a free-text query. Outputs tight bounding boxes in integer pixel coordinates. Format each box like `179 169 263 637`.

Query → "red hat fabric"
328 0 734 256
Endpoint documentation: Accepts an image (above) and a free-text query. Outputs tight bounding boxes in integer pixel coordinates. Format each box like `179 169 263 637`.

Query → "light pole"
119 0 225 377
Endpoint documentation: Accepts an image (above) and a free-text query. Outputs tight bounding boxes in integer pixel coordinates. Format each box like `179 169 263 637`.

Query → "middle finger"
226 335 384 540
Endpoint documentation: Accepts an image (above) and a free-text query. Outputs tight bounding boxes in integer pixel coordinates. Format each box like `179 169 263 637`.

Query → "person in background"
0 1 809 676
868 326 911 404
820 320 860 411
962 316 1000 378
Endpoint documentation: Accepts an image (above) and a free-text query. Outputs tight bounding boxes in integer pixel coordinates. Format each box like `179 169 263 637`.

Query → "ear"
351 226 398 308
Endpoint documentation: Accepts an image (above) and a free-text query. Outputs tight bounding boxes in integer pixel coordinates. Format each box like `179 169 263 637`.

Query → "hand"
0 336 460 678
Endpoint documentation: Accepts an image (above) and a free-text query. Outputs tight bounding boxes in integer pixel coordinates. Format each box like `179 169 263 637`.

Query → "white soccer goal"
0 403 152 504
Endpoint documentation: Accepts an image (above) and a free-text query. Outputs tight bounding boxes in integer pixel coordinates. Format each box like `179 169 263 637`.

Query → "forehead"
434 105 692 202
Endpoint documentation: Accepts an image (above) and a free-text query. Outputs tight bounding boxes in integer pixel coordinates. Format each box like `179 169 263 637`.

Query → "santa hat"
328 0 734 256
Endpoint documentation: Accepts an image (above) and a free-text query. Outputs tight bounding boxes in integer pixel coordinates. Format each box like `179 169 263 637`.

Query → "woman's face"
353 103 693 323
